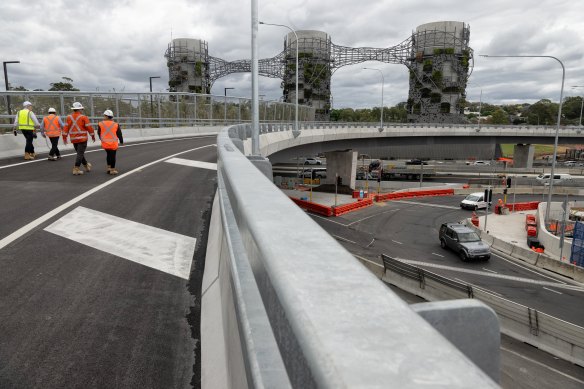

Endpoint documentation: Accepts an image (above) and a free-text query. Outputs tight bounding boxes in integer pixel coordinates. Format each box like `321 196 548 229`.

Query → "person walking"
13 101 41 160
40 107 64 161
63 101 95 175
98 109 123 175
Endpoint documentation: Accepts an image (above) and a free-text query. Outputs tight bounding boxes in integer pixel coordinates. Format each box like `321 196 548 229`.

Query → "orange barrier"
527 226 537 237
333 198 374 216
375 188 454 202
471 211 479 227
496 201 540 214
289 197 333 217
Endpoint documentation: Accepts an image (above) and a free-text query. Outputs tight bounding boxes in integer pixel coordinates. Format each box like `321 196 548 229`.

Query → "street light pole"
149 76 160 118
224 87 234 123
260 21 299 136
572 86 584 128
3 61 20 117
363 67 384 129
480 54 565 223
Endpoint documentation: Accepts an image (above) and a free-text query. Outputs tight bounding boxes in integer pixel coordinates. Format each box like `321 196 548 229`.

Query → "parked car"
563 160 577 167
535 173 572 185
369 160 381 172
460 192 488 210
405 159 428 165
356 172 373 180
304 157 322 165
472 160 491 166
299 168 326 178
439 223 491 261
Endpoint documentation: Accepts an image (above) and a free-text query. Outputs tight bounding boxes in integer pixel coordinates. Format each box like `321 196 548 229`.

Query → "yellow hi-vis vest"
17 109 35 130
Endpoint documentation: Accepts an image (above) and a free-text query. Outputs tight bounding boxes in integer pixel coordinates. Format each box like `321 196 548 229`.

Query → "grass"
500 144 576 158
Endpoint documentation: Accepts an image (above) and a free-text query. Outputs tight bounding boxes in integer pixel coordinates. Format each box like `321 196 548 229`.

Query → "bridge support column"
323 150 357 189
513 144 535 168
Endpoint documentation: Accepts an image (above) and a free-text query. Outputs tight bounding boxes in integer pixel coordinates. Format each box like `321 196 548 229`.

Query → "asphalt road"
309 193 584 389
0 136 217 388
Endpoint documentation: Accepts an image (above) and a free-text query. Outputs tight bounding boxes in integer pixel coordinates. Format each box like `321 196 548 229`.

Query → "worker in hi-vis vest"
63 101 95 175
13 101 41 160
40 107 65 161
98 110 123 175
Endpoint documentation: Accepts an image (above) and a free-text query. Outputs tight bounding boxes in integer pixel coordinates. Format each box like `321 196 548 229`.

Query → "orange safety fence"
333 198 374 216
289 197 333 217
375 188 454 202
495 201 540 214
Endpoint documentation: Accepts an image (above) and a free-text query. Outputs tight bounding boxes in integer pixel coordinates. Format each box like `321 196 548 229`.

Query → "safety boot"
29 153 36 160
83 162 92 172
72 166 84 175
106 165 111 174
110 168 119 175
24 152 31 160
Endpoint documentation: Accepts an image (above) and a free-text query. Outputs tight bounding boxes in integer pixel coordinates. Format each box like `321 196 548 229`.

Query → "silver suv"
439 223 491 261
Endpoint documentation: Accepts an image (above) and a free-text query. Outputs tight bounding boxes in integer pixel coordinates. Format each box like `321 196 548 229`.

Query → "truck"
380 163 436 180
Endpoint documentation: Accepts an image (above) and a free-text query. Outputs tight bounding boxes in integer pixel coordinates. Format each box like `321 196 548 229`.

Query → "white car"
472 160 491 166
304 157 322 165
460 192 488 210
535 173 572 185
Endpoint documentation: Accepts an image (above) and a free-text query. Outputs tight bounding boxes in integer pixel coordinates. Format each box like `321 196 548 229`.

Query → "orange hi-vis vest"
43 114 62 137
99 120 119 150
65 113 92 143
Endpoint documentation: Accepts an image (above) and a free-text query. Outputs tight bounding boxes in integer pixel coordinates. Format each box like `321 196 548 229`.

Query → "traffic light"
506 177 512 188
484 188 493 203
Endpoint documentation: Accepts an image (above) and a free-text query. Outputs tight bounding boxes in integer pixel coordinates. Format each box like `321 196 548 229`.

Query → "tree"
49 77 79 91
490 108 510 125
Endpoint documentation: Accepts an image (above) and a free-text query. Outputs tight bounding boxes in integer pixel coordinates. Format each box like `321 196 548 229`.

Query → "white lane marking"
0 136 216 170
482 267 498 274
492 253 567 285
543 287 563 295
165 157 217 170
431 252 445 258
391 240 403 245
0 144 215 251
391 200 460 210
501 346 584 385
367 238 375 247
346 209 399 226
309 214 349 227
400 259 584 292
473 286 504 297
45 207 196 279
333 235 357 244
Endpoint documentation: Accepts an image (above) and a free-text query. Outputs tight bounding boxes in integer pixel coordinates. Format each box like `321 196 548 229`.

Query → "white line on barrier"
431 252 445 258
333 235 357 244
346 209 399 226
543 287 563 295
0 135 216 170
500 347 584 385
392 240 403 245
492 253 568 285
482 267 498 274
0 144 215 251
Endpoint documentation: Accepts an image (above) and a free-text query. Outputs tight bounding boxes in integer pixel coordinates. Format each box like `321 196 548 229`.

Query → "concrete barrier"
510 245 540 266
491 239 515 256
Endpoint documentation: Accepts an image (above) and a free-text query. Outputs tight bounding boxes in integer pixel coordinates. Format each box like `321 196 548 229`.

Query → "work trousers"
106 149 117 168
73 142 88 167
49 136 60 157
21 130 35 153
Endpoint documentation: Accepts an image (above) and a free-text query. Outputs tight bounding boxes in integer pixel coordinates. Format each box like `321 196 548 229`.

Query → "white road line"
500 346 584 385
391 200 460 210
0 136 216 170
346 209 399 226
333 235 357 244
367 238 375 247
399 259 584 292
431 252 445 258
391 240 403 245
482 267 498 274
473 286 504 297
493 253 567 284
165 157 217 170
0 144 215 251
45 207 196 279
309 213 349 227
543 287 563 295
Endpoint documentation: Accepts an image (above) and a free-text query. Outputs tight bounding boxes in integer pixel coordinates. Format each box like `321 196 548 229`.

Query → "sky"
2 0 583 109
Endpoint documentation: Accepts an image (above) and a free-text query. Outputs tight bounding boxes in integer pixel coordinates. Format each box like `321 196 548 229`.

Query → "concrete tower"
283 30 332 121
407 21 472 123
165 38 210 93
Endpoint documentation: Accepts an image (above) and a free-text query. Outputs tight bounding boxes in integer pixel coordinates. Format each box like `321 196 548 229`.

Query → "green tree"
49 77 79 91
490 108 510 124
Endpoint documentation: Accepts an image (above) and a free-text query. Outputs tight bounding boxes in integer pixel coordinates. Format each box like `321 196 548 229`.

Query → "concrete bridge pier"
323 150 358 189
513 144 535 168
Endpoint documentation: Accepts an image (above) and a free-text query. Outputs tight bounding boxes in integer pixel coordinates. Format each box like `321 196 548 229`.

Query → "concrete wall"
513 144 535 168
322 150 357 188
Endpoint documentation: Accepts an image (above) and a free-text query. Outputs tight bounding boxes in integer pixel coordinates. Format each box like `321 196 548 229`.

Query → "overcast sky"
2 0 583 108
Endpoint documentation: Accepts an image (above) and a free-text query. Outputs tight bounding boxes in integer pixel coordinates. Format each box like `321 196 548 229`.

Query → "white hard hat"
103 109 114 117
71 102 84 110
23 101 32 107
48 107 56 113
